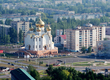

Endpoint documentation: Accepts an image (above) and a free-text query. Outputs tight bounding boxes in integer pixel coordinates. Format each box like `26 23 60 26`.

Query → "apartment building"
0 24 11 35
53 13 103 21
37 8 75 15
56 29 63 36
0 13 41 23
10 21 29 42
66 24 105 51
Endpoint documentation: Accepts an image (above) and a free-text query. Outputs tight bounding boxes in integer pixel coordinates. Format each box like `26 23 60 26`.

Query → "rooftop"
10 68 35 80
60 35 66 39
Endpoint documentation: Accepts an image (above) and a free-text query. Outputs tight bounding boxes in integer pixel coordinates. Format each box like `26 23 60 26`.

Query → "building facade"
24 18 58 57
10 21 29 42
0 24 11 35
54 35 66 47
53 13 103 21
97 41 110 57
66 24 105 51
0 13 41 23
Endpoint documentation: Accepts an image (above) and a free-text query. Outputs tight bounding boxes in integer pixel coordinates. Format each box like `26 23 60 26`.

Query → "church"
24 18 58 57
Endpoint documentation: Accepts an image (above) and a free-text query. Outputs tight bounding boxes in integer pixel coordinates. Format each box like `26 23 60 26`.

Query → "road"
0 53 110 78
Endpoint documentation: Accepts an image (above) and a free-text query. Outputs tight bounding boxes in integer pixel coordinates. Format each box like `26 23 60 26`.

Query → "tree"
5 35 10 44
46 65 53 76
30 10 36 15
8 27 17 43
81 46 86 53
59 70 70 80
30 69 40 80
87 46 92 53
5 19 12 25
104 38 108 41
0 20 3 24
40 76 51 80
27 65 40 80
19 29 23 43
27 65 34 73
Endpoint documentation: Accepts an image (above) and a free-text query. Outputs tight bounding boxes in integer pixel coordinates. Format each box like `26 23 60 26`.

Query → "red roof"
0 50 3 53
60 35 66 39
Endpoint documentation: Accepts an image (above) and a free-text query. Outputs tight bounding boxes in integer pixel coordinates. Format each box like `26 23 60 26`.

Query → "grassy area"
0 78 11 80
0 73 5 76
37 56 73 60
38 70 47 77
72 63 92 66
19 60 47 67
0 63 17 69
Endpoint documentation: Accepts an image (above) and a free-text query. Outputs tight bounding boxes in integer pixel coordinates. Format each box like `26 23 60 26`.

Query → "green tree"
46 65 53 76
8 27 17 43
40 76 51 80
104 38 108 41
5 19 12 25
60 70 70 80
0 20 3 24
30 10 36 15
19 29 23 43
5 35 10 44
87 46 92 53
30 69 40 80
81 46 86 53
27 65 34 73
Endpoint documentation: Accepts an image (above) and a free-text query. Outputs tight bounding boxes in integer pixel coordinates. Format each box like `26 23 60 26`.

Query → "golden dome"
46 25 51 31
29 24 34 31
36 27 41 32
36 18 45 27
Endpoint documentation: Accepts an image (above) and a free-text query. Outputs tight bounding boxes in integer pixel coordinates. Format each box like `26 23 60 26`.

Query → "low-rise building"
37 8 75 15
10 21 29 43
97 40 110 57
0 13 41 23
0 24 11 35
54 35 66 47
53 13 103 21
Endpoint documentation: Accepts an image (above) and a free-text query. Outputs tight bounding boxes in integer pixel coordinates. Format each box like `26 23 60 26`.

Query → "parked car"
8 63 10 65
54 55 58 57
62 55 66 56
58 55 61 57
11 64 14 66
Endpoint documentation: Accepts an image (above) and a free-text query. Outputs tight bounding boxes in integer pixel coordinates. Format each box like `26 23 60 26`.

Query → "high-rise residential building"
10 21 29 42
56 29 63 36
66 24 105 51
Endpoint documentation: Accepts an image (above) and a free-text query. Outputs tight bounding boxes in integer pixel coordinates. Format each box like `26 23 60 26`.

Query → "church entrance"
44 46 46 50
29 45 31 50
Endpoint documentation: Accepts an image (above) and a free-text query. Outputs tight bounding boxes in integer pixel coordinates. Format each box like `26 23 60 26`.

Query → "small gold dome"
36 27 41 32
46 25 51 31
29 24 34 31
38 18 45 25
36 18 45 28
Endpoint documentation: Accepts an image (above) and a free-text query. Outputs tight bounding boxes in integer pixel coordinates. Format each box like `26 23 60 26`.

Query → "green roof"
10 68 35 80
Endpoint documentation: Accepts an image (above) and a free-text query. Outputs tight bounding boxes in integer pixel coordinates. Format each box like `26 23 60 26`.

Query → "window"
36 45 37 48
39 45 41 48
39 38 41 41
33 38 34 41
33 45 34 48
36 38 37 41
